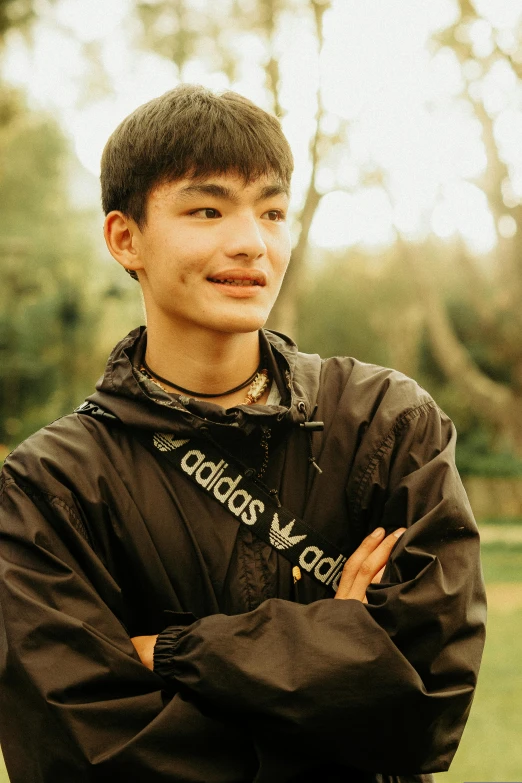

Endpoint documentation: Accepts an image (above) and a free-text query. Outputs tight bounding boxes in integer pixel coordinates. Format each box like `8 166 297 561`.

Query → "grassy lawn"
481 541 522 582
1 539 521 782
435 605 522 783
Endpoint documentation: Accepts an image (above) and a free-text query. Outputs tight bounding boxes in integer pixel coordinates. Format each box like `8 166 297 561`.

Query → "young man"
0 85 485 782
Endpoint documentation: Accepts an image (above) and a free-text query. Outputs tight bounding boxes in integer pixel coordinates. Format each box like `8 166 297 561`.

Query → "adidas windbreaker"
0 327 486 783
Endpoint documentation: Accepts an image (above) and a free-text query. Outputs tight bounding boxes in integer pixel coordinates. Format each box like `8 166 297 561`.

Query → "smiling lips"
207 271 266 287
209 278 262 286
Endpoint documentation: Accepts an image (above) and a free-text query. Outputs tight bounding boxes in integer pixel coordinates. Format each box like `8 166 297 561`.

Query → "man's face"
131 172 291 336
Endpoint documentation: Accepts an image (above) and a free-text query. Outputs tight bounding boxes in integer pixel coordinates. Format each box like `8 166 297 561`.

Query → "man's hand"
130 635 158 670
334 527 406 601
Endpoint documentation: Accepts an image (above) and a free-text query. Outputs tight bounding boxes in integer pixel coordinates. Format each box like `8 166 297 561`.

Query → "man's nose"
225 213 267 259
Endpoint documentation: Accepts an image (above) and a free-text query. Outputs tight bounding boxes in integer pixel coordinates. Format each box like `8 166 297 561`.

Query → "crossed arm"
131 527 406 669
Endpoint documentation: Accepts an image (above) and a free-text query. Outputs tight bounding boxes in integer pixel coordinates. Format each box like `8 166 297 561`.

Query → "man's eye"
190 208 220 218
264 210 285 221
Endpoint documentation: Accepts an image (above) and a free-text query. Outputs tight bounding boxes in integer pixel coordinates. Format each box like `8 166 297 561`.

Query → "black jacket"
0 327 486 782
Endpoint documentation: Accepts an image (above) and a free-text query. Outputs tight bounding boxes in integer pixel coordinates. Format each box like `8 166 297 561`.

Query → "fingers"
350 528 405 600
336 526 386 591
335 527 406 601
362 565 386 603
335 526 389 599
130 635 158 670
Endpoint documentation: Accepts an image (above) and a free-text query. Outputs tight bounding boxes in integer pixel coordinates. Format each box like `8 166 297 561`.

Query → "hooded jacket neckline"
86 326 322 439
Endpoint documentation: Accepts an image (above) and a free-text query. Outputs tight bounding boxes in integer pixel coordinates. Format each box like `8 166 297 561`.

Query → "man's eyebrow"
256 184 289 201
176 183 238 203
175 182 289 204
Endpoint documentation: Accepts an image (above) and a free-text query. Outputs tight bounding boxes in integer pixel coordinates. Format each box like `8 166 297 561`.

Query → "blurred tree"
298 245 424 379
0 93 103 445
0 0 36 40
0 0 142 453
298 248 393 367
0 91 144 451
402 0 522 456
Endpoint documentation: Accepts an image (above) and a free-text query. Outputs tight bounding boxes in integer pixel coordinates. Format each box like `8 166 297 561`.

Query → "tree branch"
401 240 516 424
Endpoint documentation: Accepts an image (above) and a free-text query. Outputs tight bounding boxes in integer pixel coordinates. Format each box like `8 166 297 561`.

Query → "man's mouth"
208 278 263 286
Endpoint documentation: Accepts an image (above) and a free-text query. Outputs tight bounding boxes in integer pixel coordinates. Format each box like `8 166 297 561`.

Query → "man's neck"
144 315 262 402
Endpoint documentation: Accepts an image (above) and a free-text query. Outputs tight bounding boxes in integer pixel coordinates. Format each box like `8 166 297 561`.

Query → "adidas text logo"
298 546 346 590
175 445 265 526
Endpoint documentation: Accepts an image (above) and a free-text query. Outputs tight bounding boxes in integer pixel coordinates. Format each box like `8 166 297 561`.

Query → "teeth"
211 278 260 286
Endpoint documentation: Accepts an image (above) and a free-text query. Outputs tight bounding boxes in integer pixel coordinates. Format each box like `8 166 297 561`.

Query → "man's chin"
207 312 268 334
214 314 268 335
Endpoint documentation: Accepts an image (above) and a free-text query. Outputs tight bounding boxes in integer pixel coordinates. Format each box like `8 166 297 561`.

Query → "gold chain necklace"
140 366 269 406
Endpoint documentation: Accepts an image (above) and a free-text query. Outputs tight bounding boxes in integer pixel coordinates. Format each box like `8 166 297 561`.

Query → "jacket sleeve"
0 473 254 783
149 402 487 775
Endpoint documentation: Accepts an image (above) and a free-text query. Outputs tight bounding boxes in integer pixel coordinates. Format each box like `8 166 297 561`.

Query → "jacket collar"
86 327 320 438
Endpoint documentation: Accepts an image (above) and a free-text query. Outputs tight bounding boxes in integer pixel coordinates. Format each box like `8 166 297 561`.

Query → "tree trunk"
268 183 320 337
402 241 522 455
265 0 329 339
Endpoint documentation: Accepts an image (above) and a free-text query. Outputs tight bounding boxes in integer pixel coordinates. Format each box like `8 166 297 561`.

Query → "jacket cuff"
153 625 189 680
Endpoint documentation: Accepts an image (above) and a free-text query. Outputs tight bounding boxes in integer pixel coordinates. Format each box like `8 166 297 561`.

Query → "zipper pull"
292 565 302 583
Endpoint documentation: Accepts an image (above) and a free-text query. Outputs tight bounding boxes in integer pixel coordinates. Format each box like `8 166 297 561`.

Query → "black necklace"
141 358 262 398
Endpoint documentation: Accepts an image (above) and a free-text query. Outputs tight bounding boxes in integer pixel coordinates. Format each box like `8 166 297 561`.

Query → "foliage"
134 0 302 102
297 250 390 367
410 1 522 456
0 0 36 41
297 242 522 476
0 87 141 449
452 419 522 477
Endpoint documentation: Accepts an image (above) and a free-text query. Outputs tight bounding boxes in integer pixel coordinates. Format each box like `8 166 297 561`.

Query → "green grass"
481 516 522 525
481 541 522 582
435 607 522 783
436 540 522 780
1 545 522 782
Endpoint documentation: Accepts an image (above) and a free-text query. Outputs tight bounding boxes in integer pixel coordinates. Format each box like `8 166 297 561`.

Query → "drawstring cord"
294 402 324 596
298 402 324 475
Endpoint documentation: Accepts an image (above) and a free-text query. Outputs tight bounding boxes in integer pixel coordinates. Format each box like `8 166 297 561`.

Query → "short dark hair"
101 84 294 228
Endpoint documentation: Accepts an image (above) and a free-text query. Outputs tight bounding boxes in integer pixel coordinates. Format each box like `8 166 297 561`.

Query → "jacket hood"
84 326 322 440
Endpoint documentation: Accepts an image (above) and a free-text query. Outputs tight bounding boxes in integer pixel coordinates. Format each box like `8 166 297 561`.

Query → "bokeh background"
1 0 522 779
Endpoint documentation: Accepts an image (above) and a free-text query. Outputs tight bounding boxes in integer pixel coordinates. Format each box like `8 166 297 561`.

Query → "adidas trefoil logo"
153 433 190 452
269 513 307 551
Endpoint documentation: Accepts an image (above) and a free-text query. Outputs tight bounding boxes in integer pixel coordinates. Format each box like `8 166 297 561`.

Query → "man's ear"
104 211 144 278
